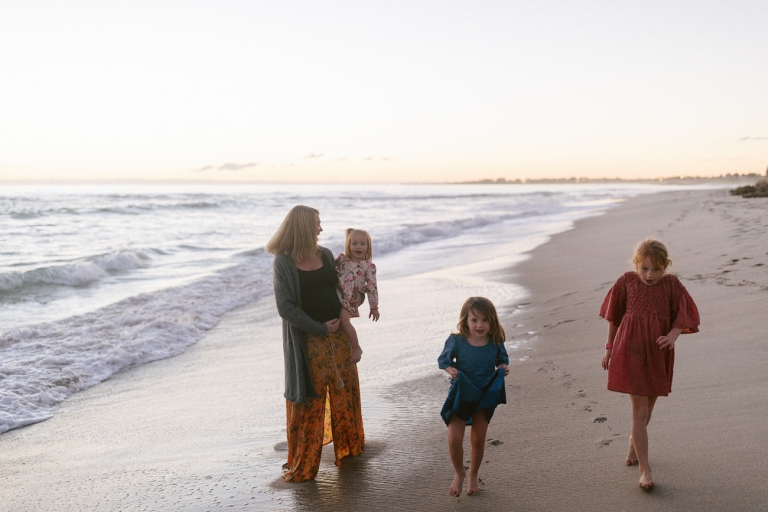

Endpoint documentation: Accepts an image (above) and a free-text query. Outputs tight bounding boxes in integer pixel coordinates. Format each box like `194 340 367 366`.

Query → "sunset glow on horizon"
1 1 767 183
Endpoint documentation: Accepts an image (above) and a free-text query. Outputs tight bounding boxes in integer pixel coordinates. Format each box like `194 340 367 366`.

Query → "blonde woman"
266 205 364 483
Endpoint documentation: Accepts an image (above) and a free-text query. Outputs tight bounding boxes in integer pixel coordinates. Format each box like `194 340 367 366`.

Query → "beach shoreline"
1 188 766 511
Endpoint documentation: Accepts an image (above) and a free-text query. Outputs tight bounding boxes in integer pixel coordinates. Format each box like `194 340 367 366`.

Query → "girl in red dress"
600 239 699 490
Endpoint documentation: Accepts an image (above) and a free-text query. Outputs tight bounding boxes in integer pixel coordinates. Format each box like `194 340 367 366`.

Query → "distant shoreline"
0 173 764 186
458 172 766 185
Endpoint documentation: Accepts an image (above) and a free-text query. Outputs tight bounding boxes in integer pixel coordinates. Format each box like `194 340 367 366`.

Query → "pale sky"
1 1 766 183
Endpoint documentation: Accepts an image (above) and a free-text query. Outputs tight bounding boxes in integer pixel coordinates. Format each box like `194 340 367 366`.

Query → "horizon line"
0 173 764 186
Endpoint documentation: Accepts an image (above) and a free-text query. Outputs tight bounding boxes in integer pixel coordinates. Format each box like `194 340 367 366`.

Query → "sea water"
0 182 680 435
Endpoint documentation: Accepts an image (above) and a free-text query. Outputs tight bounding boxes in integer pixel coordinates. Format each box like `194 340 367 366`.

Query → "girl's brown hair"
343 228 373 260
632 238 672 271
454 297 506 345
265 205 320 263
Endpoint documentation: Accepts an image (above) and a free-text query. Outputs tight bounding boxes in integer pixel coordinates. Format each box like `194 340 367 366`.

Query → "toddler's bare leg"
468 411 489 495
630 394 655 490
447 416 466 497
340 309 362 364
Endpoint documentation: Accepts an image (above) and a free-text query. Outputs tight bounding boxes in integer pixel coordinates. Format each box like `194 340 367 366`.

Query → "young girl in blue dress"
438 297 509 497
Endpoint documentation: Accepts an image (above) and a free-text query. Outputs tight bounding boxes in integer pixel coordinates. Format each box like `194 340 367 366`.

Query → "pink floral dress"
335 254 378 317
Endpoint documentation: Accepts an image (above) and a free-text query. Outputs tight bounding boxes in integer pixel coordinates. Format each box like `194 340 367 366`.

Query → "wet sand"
419 187 768 511
2 188 767 511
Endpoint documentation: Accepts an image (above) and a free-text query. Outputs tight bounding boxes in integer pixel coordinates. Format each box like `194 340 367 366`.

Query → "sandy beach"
2 187 767 511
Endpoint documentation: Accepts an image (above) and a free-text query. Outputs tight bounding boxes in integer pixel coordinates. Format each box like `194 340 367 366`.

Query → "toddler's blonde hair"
343 228 373 260
632 238 672 271
454 297 506 345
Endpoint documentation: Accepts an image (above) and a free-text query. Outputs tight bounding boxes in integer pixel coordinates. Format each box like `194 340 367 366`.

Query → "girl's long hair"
632 238 671 271
342 228 373 260
265 205 319 262
454 296 506 345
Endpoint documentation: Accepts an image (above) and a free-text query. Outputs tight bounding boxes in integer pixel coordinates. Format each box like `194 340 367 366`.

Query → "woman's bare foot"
638 471 654 490
626 436 638 466
467 473 482 495
449 470 465 497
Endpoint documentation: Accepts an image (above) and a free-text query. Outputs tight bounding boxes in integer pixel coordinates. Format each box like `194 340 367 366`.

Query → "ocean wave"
374 210 543 256
0 249 151 295
0 251 274 434
0 196 228 219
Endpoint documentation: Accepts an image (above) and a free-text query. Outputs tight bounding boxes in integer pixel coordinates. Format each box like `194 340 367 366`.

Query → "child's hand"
656 335 676 349
445 367 458 379
348 292 365 309
499 364 509 376
369 307 380 321
602 349 612 370
657 328 682 349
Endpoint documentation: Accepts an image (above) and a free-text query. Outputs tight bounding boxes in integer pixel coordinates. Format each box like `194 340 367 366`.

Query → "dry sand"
1 188 766 511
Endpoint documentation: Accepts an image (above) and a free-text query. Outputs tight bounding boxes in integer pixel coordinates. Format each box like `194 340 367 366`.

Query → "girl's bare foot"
626 436 638 466
638 471 654 490
449 470 465 497
467 473 482 495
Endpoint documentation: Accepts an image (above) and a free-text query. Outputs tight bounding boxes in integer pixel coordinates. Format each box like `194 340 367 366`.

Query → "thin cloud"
303 153 323 159
380 156 393 162
363 156 373 161
218 162 257 171
193 165 214 172
740 136 768 141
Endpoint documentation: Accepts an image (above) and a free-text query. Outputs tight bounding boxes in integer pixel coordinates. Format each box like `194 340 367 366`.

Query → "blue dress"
438 335 509 425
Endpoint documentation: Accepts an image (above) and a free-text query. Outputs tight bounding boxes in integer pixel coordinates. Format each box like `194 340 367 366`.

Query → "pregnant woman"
266 205 365 482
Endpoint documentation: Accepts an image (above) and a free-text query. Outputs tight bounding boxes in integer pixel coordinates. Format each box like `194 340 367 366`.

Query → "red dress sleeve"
599 273 627 326
670 275 700 334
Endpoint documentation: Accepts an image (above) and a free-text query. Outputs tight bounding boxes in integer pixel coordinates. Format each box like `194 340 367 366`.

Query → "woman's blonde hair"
265 205 320 262
632 238 672 271
454 297 506 345
343 228 373 260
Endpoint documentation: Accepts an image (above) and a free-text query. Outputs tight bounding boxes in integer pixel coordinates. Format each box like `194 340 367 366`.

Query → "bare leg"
630 394 656 489
468 410 489 495
339 309 362 364
626 437 638 466
626 396 656 466
447 416 467 497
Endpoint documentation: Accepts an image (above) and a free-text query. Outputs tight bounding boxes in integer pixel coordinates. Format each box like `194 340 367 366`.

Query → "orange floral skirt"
281 329 365 483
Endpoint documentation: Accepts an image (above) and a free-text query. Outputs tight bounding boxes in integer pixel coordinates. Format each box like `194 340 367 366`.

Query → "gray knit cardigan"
273 246 335 404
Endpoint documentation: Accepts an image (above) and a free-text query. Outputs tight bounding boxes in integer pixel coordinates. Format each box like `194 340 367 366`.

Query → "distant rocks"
731 179 768 198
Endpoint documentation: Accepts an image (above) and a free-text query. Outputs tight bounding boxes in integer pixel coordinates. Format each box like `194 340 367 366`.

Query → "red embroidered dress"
600 272 700 397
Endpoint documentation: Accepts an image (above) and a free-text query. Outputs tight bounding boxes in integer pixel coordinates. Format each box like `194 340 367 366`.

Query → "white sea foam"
0 249 150 294
0 252 272 433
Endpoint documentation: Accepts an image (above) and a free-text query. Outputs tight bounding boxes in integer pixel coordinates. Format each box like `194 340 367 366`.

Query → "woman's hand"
602 349 612 370
369 307 380 321
499 364 509 376
325 318 340 333
445 367 458 379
